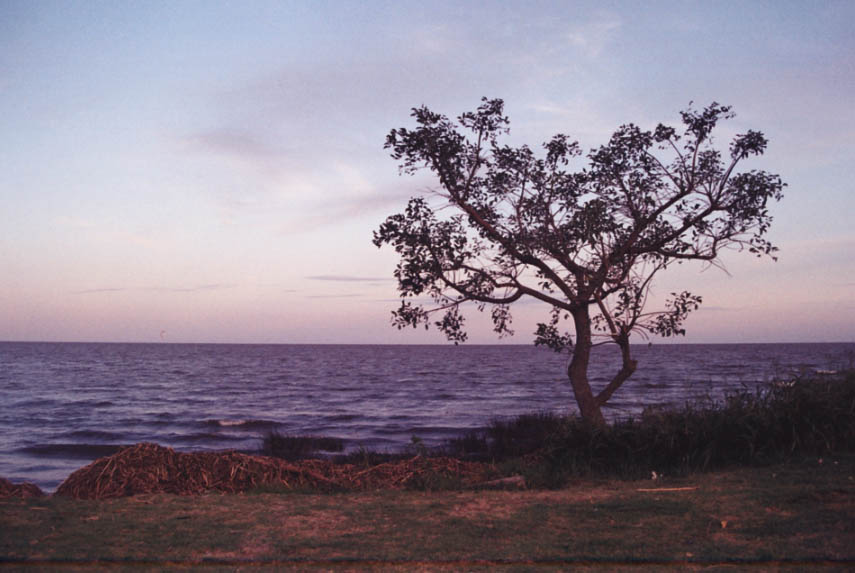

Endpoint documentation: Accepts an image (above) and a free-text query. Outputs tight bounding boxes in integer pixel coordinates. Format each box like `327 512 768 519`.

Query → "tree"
374 98 785 425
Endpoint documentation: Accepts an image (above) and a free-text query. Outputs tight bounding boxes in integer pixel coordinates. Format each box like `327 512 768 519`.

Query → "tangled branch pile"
55 443 489 499
0 477 44 498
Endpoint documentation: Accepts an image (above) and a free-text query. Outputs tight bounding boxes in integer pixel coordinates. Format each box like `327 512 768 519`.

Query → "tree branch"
596 335 637 406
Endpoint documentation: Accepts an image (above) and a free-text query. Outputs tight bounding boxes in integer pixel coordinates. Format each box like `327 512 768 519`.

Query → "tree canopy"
374 98 785 424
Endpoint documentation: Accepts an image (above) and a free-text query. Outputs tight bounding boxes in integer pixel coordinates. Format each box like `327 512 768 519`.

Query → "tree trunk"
567 305 606 426
595 334 637 407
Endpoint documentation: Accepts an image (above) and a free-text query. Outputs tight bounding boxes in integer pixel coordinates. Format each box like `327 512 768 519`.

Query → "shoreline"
4 360 853 494
3 340 853 347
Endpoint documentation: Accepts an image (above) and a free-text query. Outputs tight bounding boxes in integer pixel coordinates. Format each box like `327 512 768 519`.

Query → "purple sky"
1 1 853 344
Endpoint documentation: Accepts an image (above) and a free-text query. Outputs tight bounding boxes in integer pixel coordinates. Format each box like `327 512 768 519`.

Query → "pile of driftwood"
54 443 491 499
0 477 43 498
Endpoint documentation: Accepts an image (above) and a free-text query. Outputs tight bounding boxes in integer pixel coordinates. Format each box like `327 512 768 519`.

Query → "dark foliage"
375 97 785 424
261 432 344 461
331 448 414 467
446 371 855 486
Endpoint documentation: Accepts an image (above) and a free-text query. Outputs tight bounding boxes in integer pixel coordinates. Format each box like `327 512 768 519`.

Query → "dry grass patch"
276 508 372 538
53 443 491 499
0 477 43 498
449 487 620 522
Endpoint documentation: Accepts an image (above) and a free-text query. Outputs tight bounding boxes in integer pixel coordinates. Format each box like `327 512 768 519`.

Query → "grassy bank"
2 455 853 569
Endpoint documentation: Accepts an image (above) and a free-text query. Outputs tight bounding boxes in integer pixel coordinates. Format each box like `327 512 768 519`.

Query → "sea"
1 342 852 492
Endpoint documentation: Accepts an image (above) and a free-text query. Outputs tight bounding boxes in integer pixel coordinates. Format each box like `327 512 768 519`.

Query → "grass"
2 455 853 569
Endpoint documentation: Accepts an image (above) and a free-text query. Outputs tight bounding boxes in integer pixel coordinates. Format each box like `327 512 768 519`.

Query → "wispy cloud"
307 275 393 283
565 14 622 57
281 185 415 235
184 129 282 160
73 287 127 294
525 97 619 143
409 23 456 55
145 284 236 293
305 293 363 299
698 306 737 312
73 284 236 295
179 127 291 198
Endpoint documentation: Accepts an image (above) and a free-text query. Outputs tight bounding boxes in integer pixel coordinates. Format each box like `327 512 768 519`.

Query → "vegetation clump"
446 370 855 486
0 476 43 498
55 443 340 498
53 443 488 499
261 431 344 461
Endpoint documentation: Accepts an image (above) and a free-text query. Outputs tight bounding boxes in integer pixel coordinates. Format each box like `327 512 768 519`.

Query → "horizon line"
1 340 852 347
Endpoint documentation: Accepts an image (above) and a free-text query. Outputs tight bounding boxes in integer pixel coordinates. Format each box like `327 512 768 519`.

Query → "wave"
204 419 280 430
58 429 125 441
327 414 361 422
17 443 126 459
169 432 258 444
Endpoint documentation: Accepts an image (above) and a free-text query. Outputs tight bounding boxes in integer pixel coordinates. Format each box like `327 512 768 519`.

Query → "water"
1 342 852 492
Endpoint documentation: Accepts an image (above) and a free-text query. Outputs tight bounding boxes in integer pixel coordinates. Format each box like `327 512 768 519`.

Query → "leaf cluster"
375 98 785 348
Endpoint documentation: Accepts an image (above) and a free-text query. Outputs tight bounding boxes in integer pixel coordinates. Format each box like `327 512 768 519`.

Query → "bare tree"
374 98 785 425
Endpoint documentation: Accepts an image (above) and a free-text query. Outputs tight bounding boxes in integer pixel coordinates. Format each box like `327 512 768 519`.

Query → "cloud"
280 184 415 235
408 23 456 55
184 129 282 160
524 97 620 143
304 293 363 299
565 14 622 57
73 284 236 295
145 284 236 293
307 275 393 283
179 127 292 198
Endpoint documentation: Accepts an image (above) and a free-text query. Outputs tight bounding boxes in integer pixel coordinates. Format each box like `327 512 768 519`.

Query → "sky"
1 0 853 345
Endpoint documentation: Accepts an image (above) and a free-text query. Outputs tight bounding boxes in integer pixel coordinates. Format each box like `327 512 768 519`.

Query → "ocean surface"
1 342 852 492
